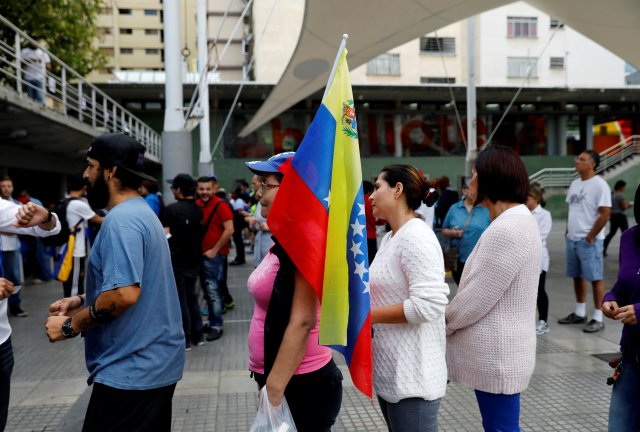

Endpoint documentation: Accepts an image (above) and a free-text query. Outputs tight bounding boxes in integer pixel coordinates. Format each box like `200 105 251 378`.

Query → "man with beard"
45 133 185 431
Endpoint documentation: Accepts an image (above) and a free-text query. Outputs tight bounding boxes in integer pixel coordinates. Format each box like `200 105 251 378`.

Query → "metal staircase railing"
529 135 640 190
0 13 161 162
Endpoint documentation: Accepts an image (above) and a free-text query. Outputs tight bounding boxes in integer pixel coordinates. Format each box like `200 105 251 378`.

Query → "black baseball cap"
166 173 196 192
86 133 155 182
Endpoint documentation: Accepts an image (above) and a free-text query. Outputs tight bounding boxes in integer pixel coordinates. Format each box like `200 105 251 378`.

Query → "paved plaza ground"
6 222 626 431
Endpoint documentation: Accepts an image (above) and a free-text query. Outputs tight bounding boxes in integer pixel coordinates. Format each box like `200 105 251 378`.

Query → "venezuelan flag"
267 46 372 398
53 228 79 283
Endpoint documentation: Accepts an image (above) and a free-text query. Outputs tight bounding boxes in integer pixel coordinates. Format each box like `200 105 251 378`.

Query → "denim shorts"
566 238 603 281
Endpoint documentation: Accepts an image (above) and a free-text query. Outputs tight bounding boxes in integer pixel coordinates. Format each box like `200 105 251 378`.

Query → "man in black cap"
162 174 205 350
45 133 185 431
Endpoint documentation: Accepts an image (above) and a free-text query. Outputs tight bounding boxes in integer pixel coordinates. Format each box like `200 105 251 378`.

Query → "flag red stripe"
267 166 328 299
348 314 373 397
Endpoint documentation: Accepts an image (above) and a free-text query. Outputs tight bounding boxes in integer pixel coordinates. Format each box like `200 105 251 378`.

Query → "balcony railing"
0 13 161 162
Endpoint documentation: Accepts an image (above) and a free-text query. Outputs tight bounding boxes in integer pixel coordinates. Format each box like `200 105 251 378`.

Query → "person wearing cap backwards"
45 133 185 431
162 173 205 350
244 152 344 432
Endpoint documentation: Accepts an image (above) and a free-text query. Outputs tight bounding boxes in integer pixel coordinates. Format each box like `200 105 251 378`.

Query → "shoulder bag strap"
202 201 222 234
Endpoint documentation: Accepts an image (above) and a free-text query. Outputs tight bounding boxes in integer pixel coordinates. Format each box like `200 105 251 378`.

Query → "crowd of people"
0 132 637 431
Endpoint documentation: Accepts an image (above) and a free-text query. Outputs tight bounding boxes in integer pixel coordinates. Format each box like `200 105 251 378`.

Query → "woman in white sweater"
446 147 541 432
369 164 449 432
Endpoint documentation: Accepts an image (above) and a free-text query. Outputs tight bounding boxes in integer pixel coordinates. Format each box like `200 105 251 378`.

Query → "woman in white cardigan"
445 147 541 432
369 164 449 432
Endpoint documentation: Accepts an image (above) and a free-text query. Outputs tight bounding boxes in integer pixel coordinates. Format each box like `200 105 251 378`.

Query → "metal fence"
0 13 161 162
529 135 640 190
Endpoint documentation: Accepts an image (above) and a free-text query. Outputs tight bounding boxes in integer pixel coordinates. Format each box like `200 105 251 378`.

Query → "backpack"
41 198 81 247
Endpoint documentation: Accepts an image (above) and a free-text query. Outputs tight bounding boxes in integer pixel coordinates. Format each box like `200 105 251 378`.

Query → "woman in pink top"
244 152 343 432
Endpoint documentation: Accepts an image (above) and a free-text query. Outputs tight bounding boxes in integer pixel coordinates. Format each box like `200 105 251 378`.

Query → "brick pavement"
6 222 625 431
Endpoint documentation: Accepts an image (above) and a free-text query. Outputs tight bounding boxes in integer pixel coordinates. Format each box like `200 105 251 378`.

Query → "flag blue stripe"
291 104 335 212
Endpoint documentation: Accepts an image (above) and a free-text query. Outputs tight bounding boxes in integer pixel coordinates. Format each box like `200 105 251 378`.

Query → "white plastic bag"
249 386 298 432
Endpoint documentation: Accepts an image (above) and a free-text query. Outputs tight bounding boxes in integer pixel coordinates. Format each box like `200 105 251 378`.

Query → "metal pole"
15 34 21 94
61 68 67 116
322 34 349 101
465 17 477 179
78 83 83 122
197 0 213 176
91 88 97 128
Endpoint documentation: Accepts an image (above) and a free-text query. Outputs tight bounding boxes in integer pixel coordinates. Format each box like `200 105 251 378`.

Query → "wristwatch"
61 317 78 338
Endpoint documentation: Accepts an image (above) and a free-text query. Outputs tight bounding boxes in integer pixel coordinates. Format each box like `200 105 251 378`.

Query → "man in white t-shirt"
20 41 51 104
559 150 611 333
62 175 103 297
0 177 26 318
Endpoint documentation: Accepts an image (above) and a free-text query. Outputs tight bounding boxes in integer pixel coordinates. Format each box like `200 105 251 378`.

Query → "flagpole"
322 34 349 100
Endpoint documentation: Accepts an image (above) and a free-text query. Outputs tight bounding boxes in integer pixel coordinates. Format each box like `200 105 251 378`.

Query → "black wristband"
44 209 53 224
77 295 85 306
89 303 116 324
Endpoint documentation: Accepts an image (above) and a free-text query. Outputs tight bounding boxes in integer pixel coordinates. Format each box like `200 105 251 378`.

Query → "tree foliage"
0 0 106 76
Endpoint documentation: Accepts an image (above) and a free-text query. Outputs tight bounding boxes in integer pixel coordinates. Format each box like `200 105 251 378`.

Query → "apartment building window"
420 77 456 84
145 29 160 35
367 53 401 76
98 28 112 36
549 18 564 28
549 56 565 69
100 7 113 15
507 57 538 78
144 9 159 16
101 48 114 56
118 9 132 15
507 17 537 38
120 48 134 55
119 28 133 35
420 37 455 54
145 49 160 55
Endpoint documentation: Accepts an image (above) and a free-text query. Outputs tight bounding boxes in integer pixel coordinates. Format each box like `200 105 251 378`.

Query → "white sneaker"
536 320 550 335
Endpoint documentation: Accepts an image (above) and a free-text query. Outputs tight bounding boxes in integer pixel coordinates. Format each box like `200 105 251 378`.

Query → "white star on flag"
324 190 331 207
351 219 365 237
354 261 368 278
350 239 362 258
357 203 365 216
362 278 370 294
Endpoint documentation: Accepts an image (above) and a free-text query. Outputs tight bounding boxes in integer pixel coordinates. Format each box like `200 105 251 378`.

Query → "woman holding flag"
369 164 450 432
244 152 343 432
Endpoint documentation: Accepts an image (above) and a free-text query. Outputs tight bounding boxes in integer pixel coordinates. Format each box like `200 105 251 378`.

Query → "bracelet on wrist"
44 209 53 224
77 295 85 306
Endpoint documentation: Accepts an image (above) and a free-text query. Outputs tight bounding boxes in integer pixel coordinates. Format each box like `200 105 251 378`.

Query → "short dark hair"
583 150 601 170
197 176 214 184
475 146 529 205
114 165 143 190
0 176 11 183
363 180 374 195
614 180 626 191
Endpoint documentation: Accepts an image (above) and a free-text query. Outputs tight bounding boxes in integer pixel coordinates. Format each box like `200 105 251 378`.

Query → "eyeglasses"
259 182 280 191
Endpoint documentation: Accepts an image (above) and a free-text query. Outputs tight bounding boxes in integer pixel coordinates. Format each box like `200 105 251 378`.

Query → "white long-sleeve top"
370 218 449 403
531 204 552 272
0 199 61 345
446 205 541 395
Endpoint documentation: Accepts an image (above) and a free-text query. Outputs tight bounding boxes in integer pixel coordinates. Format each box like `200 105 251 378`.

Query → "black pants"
452 260 466 286
232 215 246 263
0 338 13 432
537 270 549 322
174 266 203 344
604 213 629 255
253 360 343 432
82 382 176 432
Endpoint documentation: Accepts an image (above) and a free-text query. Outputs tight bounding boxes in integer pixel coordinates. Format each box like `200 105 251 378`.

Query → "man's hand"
0 278 14 300
49 296 83 317
45 315 69 342
585 236 594 244
614 305 637 325
602 301 619 319
203 248 218 259
15 202 53 229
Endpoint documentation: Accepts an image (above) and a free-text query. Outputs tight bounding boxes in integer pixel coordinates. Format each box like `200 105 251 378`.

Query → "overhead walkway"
0 14 161 175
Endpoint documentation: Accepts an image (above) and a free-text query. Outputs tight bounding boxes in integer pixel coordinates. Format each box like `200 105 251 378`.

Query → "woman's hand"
614 305 637 325
265 382 284 407
602 301 619 319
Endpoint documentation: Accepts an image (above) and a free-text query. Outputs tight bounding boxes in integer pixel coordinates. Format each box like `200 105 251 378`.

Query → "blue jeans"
566 238 603 281
377 396 441 432
2 250 22 313
475 390 520 432
608 358 640 432
201 255 225 330
25 78 44 103
0 337 14 431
